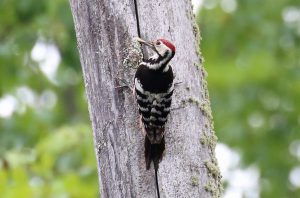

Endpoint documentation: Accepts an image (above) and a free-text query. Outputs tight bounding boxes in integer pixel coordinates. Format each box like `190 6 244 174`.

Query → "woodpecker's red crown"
159 39 176 52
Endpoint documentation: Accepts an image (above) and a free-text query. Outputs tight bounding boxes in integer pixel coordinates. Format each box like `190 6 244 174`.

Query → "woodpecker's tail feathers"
145 126 165 144
145 136 165 170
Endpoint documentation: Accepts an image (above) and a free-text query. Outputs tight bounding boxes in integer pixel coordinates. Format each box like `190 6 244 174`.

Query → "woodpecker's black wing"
134 63 173 170
134 64 174 143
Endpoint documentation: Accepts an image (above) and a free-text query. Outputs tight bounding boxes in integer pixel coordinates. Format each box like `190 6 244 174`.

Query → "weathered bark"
69 0 222 197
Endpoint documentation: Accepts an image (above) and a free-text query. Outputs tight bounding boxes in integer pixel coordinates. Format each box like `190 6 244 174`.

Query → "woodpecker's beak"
136 37 155 50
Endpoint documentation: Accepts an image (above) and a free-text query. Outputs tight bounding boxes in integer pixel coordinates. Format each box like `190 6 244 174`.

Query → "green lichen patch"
204 180 222 198
200 133 218 150
192 19 202 60
201 66 208 78
199 101 213 120
193 62 203 71
123 39 142 69
187 2 203 63
204 158 223 198
201 80 210 102
191 176 199 187
204 160 221 179
193 23 201 42
186 97 214 124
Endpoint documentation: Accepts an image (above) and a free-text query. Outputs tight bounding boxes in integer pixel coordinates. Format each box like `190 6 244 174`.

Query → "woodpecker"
134 37 176 171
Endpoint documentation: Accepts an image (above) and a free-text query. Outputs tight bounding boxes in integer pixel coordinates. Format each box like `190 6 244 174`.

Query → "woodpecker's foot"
174 81 183 86
115 78 134 92
139 118 147 136
132 87 136 99
170 105 186 111
141 126 146 136
138 116 143 129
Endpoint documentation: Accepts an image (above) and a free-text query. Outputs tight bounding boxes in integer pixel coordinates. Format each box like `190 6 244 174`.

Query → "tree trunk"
69 0 222 197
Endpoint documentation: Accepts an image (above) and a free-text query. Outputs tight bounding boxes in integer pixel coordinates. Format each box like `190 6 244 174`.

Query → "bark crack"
133 0 141 38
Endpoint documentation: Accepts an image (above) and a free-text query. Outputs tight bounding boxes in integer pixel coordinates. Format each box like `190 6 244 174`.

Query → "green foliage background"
0 0 98 197
198 0 300 197
0 0 299 197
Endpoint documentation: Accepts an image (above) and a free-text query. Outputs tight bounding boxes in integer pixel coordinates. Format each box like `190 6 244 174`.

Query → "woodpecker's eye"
156 41 161 45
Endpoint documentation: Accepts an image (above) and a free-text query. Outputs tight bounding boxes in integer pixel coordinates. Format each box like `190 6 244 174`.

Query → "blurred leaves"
198 0 300 197
1 125 97 198
0 0 98 197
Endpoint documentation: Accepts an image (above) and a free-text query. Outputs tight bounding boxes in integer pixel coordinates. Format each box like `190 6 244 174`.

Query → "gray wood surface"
69 0 222 197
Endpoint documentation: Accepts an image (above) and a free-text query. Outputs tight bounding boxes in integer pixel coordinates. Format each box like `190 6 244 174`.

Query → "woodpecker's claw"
115 78 134 92
174 81 183 86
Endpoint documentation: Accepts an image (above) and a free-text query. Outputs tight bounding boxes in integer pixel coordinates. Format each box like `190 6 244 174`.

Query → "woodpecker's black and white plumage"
134 37 176 171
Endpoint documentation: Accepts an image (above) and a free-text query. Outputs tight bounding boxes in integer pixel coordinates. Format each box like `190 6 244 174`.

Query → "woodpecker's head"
137 37 176 58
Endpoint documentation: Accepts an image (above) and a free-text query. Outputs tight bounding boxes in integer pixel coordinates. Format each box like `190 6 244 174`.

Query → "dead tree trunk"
69 0 222 197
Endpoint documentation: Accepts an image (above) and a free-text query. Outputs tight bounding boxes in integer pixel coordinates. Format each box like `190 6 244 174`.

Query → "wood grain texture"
69 0 222 197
